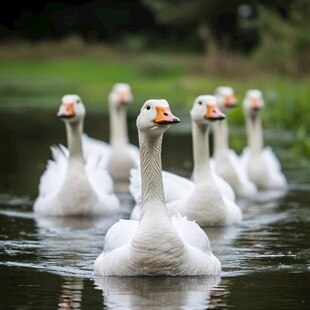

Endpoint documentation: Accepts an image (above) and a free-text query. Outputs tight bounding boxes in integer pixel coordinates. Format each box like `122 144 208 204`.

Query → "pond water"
0 108 309 309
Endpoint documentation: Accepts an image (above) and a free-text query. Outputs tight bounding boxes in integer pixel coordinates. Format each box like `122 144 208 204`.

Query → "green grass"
0 40 309 157
0 56 187 110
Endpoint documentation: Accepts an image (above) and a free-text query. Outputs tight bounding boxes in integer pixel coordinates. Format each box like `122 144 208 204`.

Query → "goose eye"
198 101 202 105
76 100 80 104
146 105 151 110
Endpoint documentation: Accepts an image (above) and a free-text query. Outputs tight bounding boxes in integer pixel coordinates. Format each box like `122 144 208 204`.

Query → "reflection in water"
0 109 309 309
94 275 221 309
203 225 240 245
240 188 288 206
58 277 84 310
34 213 124 232
0 194 33 207
33 212 130 278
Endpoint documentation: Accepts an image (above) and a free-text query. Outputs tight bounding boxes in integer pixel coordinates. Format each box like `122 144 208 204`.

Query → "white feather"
94 99 221 276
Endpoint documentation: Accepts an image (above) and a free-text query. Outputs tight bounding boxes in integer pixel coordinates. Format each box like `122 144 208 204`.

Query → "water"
0 108 309 309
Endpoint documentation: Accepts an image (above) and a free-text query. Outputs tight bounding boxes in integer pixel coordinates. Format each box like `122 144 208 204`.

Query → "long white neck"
61 120 90 189
192 121 212 183
109 104 129 147
139 132 166 215
60 119 96 205
132 129 182 257
213 119 229 157
65 120 84 164
245 113 264 154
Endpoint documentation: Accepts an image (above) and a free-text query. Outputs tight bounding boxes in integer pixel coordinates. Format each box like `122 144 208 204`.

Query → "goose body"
94 275 220 309
130 168 195 205
34 95 120 216
82 83 139 192
94 99 221 276
212 86 257 198
130 164 235 206
240 90 287 189
130 96 242 227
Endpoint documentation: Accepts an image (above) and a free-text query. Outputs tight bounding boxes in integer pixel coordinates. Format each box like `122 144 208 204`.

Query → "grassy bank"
0 39 309 156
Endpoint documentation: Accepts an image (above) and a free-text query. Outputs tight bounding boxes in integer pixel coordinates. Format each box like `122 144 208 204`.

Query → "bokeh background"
0 0 309 158
0 3 309 309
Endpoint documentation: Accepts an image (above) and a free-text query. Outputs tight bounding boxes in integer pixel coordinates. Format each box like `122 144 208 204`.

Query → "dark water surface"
0 108 309 309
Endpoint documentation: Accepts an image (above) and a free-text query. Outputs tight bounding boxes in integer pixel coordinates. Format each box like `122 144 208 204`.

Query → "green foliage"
293 126 310 158
252 1 310 75
0 40 309 158
144 0 310 75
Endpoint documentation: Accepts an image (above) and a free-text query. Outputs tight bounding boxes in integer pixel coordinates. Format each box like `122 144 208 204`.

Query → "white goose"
240 89 287 189
83 83 140 192
129 160 235 205
212 86 257 198
34 94 121 216
94 99 221 276
129 97 236 206
130 96 242 227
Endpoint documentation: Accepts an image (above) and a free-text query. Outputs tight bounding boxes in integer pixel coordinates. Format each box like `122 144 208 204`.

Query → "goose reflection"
94 275 221 309
34 213 124 232
251 188 287 204
58 277 84 310
33 213 130 277
203 225 240 245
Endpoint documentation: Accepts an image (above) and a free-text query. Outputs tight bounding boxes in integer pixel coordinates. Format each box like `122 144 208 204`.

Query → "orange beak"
251 98 262 111
155 106 180 126
206 104 226 121
119 91 129 104
224 95 237 108
57 103 75 118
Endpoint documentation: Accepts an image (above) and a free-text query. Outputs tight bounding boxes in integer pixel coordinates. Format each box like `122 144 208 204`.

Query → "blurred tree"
143 0 310 74
1 0 309 73
253 0 310 74
143 0 255 54
0 0 162 43
143 0 309 52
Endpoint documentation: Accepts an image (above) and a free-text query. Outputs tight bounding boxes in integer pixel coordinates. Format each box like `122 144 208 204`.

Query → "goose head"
215 86 237 112
108 83 133 108
191 95 226 125
137 99 180 136
57 94 86 125
243 89 264 119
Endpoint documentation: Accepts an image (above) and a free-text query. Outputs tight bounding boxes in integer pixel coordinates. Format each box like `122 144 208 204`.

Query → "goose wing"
103 219 139 253
261 146 282 172
38 144 68 197
171 213 212 253
129 168 194 205
85 153 115 195
82 133 111 160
